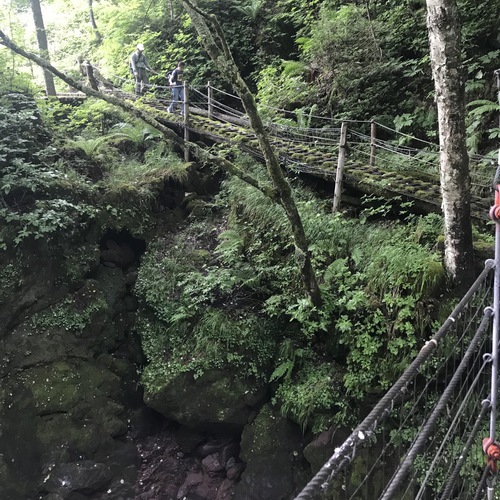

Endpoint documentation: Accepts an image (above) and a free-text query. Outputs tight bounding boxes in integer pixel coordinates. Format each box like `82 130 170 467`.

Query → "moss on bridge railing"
137 104 490 221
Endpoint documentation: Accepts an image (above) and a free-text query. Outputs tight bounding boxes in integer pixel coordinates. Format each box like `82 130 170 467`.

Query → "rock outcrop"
0 234 144 499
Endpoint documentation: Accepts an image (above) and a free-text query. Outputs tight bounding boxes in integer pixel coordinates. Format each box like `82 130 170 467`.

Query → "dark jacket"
169 68 184 86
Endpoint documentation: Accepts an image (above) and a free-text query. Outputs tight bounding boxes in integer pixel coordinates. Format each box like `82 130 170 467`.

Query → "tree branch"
0 30 275 200
180 0 322 306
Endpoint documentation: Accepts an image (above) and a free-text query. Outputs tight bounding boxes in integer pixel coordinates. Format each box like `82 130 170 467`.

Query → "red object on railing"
489 187 500 221
483 437 500 473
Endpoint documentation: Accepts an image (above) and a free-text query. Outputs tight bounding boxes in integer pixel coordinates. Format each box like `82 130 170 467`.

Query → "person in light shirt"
130 43 153 96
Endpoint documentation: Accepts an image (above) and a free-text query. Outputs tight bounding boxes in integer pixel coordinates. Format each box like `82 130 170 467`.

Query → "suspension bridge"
59 70 500 499
295 256 498 499
54 70 495 222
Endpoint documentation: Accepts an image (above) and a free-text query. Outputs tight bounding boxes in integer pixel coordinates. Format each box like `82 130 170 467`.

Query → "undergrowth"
0 95 453 434
135 159 447 433
0 93 188 251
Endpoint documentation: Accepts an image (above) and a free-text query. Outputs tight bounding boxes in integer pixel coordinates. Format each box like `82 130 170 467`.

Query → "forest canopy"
1 0 499 151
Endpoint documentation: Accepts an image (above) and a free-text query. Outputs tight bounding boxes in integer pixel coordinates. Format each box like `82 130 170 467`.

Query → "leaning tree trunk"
30 0 56 96
181 0 322 307
426 0 474 288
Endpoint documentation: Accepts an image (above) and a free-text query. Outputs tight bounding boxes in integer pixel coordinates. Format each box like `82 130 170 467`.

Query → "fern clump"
273 358 346 433
135 224 279 393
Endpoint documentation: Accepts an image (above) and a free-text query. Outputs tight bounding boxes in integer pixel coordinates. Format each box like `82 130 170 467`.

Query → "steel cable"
380 309 493 500
294 262 494 500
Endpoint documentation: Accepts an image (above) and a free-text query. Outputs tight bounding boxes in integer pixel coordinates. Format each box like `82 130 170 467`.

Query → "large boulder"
144 369 267 432
41 461 113 497
0 244 74 337
233 404 310 500
0 358 135 499
303 427 351 473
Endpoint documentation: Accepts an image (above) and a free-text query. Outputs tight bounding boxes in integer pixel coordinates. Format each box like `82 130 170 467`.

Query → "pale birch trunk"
426 0 474 287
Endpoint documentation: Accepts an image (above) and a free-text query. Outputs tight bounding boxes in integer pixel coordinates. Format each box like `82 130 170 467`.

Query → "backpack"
129 52 144 74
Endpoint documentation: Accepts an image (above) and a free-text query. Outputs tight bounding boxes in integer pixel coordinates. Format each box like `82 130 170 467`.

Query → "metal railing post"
208 81 213 119
484 69 500 498
489 70 500 442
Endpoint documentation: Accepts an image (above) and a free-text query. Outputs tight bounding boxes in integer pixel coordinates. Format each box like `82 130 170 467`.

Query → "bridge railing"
189 83 493 199
51 70 495 204
294 260 495 500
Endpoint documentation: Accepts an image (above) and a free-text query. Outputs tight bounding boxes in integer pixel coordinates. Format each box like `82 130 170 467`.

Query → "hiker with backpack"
167 61 186 114
130 43 153 96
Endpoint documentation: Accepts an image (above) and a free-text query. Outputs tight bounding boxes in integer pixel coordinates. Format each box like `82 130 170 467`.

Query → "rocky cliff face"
0 224 312 500
0 93 318 500
0 232 144 499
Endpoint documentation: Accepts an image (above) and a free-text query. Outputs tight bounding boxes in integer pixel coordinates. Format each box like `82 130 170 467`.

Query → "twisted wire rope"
294 262 494 500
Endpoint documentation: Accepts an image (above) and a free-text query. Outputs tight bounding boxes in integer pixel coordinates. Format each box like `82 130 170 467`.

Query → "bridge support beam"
370 120 376 166
184 81 190 162
207 81 213 119
333 122 347 214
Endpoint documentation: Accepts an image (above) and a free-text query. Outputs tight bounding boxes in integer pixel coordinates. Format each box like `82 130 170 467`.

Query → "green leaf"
269 360 294 382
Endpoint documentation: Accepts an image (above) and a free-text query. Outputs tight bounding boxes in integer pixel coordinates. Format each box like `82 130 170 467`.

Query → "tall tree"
426 0 474 287
180 0 322 307
88 0 102 43
30 0 56 95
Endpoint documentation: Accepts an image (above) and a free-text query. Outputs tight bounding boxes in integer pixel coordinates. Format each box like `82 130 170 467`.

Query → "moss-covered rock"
41 461 113 497
144 369 268 432
0 263 142 499
234 404 309 500
0 357 134 498
0 244 71 338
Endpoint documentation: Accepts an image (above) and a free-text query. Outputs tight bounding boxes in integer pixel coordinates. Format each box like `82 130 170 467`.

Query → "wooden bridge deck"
184 112 491 221
54 91 492 221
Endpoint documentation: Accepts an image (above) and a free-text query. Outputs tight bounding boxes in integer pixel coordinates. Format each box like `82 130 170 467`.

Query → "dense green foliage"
134 157 446 431
0 94 187 252
1 0 498 436
2 0 499 151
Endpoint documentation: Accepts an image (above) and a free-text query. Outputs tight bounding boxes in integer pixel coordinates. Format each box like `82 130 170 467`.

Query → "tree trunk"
88 0 102 43
30 0 56 96
181 0 322 307
425 0 474 288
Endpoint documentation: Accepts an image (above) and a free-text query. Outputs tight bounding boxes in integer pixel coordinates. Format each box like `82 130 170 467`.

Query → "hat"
137 43 145 51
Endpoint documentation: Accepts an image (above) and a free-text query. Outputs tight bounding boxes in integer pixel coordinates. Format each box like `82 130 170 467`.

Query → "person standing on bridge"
130 43 153 96
167 61 185 114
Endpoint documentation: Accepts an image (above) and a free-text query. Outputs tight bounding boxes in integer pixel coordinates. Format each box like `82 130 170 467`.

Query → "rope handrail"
380 309 492 499
375 121 440 148
55 69 495 166
294 260 495 500
51 70 495 220
56 64 497 164
438 399 490 499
